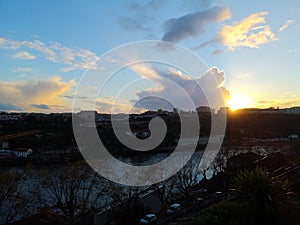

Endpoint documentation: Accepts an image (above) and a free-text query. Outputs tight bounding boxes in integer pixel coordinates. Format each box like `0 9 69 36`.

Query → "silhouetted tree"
0 168 39 225
40 161 109 224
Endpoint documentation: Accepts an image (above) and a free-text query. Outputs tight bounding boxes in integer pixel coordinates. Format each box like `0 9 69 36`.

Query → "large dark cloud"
161 6 230 43
132 65 230 111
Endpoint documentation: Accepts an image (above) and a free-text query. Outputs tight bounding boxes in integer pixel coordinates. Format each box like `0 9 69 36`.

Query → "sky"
0 0 300 113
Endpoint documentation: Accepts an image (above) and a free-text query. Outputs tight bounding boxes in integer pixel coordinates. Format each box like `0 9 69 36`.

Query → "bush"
186 201 255 225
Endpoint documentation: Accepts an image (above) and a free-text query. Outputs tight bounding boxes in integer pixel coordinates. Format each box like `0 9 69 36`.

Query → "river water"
0 150 214 223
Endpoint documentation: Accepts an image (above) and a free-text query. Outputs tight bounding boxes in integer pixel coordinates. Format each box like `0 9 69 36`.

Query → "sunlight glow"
227 94 252 111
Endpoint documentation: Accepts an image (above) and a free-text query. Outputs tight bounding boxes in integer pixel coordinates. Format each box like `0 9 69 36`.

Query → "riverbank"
0 152 83 166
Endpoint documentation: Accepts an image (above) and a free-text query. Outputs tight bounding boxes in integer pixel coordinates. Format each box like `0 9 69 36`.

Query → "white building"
12 148 33 158
289 107 300 114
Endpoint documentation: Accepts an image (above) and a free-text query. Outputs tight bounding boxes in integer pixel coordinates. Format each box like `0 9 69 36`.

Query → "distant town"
1 106 300 162
1 106 300 122
1 106 300 225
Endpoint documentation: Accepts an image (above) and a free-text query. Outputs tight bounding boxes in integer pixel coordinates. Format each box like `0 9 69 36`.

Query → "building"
0 148 33 158
217 107 230 114
197 106 215 114
288 107 300 114
131 129 151 139
226 153 262 173
0 114 21 121
12 148 33 158
261 107 281 114
0 149 14 158
255 152 286 172
288 134 299 139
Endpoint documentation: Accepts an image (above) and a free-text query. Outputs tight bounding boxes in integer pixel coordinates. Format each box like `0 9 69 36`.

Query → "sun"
227 94 252 111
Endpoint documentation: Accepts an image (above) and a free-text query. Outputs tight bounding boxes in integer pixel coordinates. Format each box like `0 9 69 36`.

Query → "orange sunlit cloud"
0 76 75 111
218 11 276 49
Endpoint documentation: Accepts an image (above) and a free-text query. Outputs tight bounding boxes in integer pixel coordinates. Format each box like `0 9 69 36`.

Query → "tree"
152 179 175 210
175 160 200 197
232 167 289 217
186 201 255 225
0 168 39 225
109 183 150 225
40 161 109 224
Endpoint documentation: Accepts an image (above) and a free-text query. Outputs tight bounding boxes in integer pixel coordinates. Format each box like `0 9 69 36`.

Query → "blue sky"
0 0 300 112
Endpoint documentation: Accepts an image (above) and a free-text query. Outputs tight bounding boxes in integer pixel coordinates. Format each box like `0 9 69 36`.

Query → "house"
132 129 151 139
288 134 299 139
0 114 21 121
12 148 33 158
226 152 262 173
0 149 14 158
254 152 286 172
290 107 300 114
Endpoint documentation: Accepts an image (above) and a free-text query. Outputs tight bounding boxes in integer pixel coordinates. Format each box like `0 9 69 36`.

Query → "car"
139 214 157 225
166 203 181 215
192 188 208 196
213 191 223 200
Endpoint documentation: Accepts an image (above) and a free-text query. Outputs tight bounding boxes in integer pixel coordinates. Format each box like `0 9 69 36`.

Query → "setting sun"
227 94 252 111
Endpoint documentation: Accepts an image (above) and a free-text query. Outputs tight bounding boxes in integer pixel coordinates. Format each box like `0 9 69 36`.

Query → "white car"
139 214 157 225
166 203 181 215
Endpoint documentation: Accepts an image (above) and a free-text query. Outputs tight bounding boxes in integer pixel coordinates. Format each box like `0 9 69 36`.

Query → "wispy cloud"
288 48 297 53
196 11 276 50
50 42 99 72
118 17 151 32
255 95 300 108
161 6 231 43
0 37 99 72
278 20 294 32
212 49 223 55
13 51 36 60
12 67 32 73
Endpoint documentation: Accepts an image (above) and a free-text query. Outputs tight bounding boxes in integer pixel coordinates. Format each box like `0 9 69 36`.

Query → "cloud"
31 104 50 109
118 16 151 32
127 0 162 12
278 20 294 32
0 102 22 111
129 64 230 111
17 74 27 78
50 42 99 72
288 48 297 53
197 11 276 50
180 0 214 11
212 49 223 55
13 51 36 60
12 67 32 73
0 76 75 111
95 99 131 114
161 6 231 43
117 1 162 34
0 37 99 71
255 96 300 108
62 95 89 100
